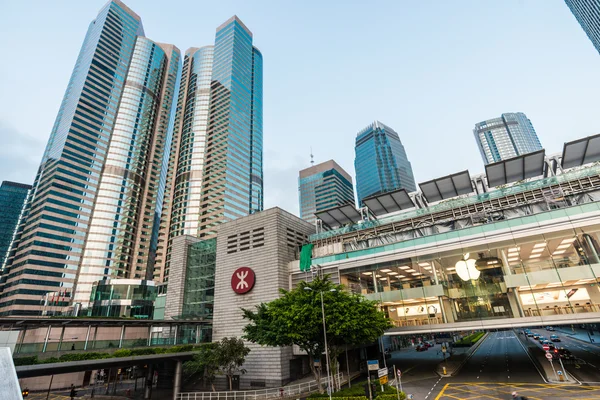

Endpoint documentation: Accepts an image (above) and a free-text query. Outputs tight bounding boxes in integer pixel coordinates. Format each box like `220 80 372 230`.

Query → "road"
526 327 600 384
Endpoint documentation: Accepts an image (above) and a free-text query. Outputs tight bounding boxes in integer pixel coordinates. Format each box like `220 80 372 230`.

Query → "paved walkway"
434 382 600 399
555 326 600 346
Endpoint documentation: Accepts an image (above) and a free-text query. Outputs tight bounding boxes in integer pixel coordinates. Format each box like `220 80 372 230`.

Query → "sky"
1 0 599 216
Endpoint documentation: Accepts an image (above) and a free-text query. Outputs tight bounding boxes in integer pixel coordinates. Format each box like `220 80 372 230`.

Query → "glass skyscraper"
473 112 542 165
565 0 600 55
0 182 31 270
298 160 355 224
155 16 263 282
354 121 416 206
0 0 181 315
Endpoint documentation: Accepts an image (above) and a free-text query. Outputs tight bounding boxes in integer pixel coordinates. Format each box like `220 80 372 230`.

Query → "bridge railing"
178 373 343 400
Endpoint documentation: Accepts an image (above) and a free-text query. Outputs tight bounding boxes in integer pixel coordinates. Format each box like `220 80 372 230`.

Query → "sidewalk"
555 326 600 346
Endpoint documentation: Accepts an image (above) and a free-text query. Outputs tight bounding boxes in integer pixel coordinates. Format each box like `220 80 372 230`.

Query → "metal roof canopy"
418 170 473 203
561 134 600 169
363 188 414 216
315 203 363 229
485 150 545 187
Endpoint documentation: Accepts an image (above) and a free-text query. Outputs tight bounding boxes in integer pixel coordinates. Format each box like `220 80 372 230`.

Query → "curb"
436 332 490 377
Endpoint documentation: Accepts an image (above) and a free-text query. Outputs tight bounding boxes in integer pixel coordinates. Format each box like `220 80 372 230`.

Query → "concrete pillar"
508 289 524 318
438 296 448 323
586 285 600 311
148 325 153 346
144 365 154 399
441 298 455 323
42 325 51 353
17 327 27 354
57 326 66 351
513 289 526 317
84 325 91 350
119 325 126 348
172 360 182 400
173 325 178 345
92 326 98 349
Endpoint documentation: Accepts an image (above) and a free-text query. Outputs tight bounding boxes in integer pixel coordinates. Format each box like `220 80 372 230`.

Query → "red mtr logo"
231 267 255 294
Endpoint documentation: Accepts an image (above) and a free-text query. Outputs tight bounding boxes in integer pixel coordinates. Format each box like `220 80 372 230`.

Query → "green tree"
213 337 251 391
242 276 391 393
183 343 218 391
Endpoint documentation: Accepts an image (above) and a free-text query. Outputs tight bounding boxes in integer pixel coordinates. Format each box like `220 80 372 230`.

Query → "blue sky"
1 0 599 215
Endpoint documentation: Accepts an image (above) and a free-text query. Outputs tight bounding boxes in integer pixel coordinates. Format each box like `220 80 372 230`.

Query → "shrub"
13 356 38 366
112 349 132 358
376 394 406 400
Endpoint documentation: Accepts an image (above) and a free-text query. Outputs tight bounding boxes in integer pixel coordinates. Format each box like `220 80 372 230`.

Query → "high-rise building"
354 121 416 206
298 160 354 224
0 182 31 270
565 0 600 55
0 0 181 315
155 16 263 282
473 112 542 165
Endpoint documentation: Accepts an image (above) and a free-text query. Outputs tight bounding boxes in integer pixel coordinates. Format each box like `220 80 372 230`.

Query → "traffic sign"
543 344 549 351
379 376 388 385
378 367 388 378
397 369 402 378
557 370 563 376
367 360 379 371
546 352 553 360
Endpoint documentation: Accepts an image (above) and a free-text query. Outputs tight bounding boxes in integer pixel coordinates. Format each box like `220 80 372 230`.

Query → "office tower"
473 112 542 165
354 121 416 206
565 0 600 55
155 16 263 282
0 0 181 315
298 160 355 224
0 182 31 270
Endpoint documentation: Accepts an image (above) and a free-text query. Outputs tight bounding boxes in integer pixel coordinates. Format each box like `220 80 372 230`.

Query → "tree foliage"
242 276 391 392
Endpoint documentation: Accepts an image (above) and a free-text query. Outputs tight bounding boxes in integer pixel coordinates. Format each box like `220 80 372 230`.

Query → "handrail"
178 373 344 400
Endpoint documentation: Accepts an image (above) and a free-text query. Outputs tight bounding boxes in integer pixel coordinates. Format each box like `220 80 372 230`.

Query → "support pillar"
144 365 154 400
57 325 65 351
173 325 178 345
195 327 200 344
92 326 98 349
148 325 153 347
119 325 126 348
508 289 524 318
42 325 51 353
172 360 182 400
84 325 91 350
17 327 27 354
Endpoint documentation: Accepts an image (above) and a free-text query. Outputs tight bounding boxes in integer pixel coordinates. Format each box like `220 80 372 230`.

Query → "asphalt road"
526 327 600 384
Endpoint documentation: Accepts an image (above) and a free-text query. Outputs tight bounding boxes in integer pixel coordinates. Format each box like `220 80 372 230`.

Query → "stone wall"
212 208 314 388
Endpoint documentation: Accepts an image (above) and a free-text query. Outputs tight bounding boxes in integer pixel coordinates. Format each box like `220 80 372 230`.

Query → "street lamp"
304 286 336 400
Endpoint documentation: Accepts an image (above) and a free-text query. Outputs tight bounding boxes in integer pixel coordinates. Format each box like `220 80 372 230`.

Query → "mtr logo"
231 267 256 294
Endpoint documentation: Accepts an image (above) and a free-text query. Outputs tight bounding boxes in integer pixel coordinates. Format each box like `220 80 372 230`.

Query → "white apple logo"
455 253 480 281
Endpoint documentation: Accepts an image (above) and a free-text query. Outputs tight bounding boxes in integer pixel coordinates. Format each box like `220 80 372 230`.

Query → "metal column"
144 365 153 399
84 325 91 350
17 327 27 354
119 325 126 348
148 325 153 347
42 325 52 353
57 326 65 351
172 360 182 400
173 325 178 345
92 326 98 349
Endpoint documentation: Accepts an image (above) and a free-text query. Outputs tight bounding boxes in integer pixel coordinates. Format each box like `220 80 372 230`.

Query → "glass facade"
565 0 600 55
298 160 355 224
89 279 157 318
474 112 542 165
0 1 181 315
354 121 416 206
181 239 215 321
156 16 263 282
0 182 31 270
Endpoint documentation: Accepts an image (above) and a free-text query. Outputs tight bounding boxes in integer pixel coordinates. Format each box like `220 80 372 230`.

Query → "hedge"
13 344 208 366
454 331 485 347
309 380 401 398
376 394 406 400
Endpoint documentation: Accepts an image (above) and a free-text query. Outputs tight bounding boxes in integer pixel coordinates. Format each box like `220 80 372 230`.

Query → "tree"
242 276 392 393
183 343 218 391
213 337 251 391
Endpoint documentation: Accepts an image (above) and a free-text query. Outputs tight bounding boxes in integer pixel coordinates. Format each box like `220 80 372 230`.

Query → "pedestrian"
512 391 528 399
71 343 75 351
70 384 77 399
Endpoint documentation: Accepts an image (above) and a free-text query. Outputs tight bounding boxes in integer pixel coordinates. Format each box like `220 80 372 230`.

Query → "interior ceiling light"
533 243 547 248
399 266 410 270
507 257 520 262
553 250 566 255
561 238 577 244
446 267 456 271
380 269 392 273
556 243 572 249
455 253 480 281
387 272 399 275
362 272 372 276
397 274 406 278
509 247 520 252
411 272 422 276
375 274 382 278
487 260 498 265
531 248 545 253
380 277 388 281
418 262 430 267
406 269 416 273
529 254 541 258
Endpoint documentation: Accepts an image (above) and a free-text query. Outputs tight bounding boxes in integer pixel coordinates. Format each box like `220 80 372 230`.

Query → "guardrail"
178 373 343 400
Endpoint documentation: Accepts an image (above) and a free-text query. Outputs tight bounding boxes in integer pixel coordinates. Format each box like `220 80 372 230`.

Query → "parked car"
546 326 555 331
416 344 428 352
550 335 561 342
425 341 435 348
558 348 574 360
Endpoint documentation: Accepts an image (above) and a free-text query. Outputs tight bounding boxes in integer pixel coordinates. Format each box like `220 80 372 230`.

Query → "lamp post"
305 286 336 400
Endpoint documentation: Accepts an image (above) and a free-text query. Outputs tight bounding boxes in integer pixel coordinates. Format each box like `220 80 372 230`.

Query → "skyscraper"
298 160 355 224
155 16 263 282
0 182 31 270
0 0 181 315
565 0 600 55
354 121 416 206
473 112 542 165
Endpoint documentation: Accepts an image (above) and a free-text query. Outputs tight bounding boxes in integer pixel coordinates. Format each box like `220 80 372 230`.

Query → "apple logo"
455 253 480 281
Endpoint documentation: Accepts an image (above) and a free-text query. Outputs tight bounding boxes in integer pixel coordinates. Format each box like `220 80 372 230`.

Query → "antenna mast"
310 147 314 166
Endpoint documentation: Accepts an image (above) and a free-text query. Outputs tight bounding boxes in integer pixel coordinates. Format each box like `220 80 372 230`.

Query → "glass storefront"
89 280 157 319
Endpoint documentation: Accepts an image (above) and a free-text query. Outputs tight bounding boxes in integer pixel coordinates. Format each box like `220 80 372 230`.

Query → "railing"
178 373 343 400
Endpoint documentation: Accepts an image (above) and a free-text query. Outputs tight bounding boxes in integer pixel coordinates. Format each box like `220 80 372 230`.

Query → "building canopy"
485 150 545 187
363 188 414 216
562 134 600 169
315 203 362 229
418 170 473 203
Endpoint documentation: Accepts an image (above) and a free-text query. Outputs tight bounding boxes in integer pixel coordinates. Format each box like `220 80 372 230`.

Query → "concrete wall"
212 208 314 388
165 235 201 320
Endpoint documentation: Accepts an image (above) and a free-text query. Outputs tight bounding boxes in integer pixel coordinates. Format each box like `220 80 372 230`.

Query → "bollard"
443 366 447 375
